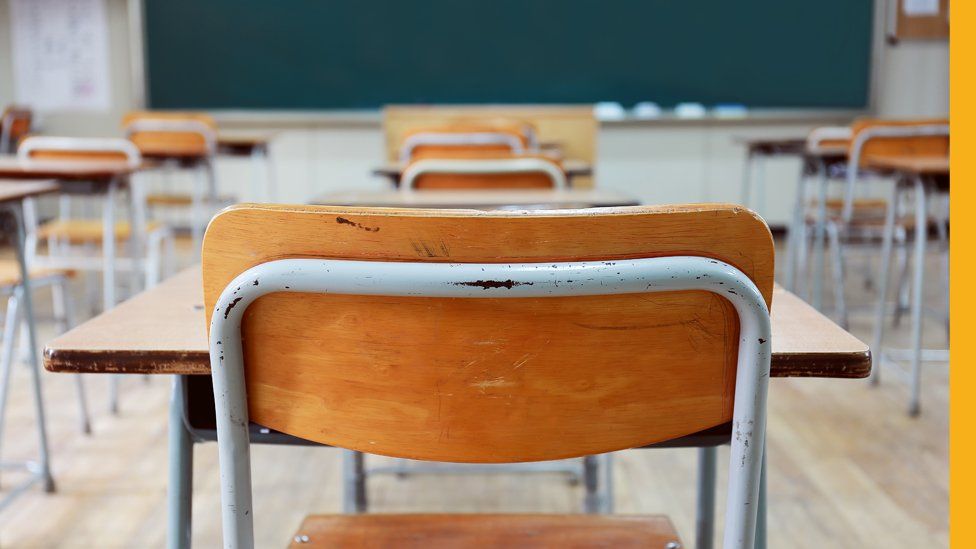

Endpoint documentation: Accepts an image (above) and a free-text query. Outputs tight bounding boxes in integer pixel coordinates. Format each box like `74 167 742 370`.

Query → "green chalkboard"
144 1 874 110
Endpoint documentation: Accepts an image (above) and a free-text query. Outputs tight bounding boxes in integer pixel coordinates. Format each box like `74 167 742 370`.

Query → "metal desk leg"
812 161 828 310
168 376 193 549
755 155 767 217
103 178 121 414
870 181 901 386
696 446 717 549
5 203 54 493
908 176 929 416
583 455 601 513
127 174 146 295
600 453 615 513
342 450 367 513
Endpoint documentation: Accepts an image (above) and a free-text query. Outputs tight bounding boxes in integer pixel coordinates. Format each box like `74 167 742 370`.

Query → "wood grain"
0 156 138 181
383 106 597 188
199 204 774 461
0 179 58 202
42 265 870 379
289 514 680 548
851 118 949 167
313 189 638 209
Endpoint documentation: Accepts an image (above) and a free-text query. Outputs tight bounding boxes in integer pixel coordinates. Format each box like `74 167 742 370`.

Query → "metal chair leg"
52 278 91 434
893 227 911 328
583 455 601 513
167 376 193 549
826 221 848 330
696 446 717 549
342 450 367 513
0 291 22 488
870 182 901 387
908 177 929 417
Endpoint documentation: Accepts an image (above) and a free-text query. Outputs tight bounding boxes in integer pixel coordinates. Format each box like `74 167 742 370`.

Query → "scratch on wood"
335 216 379 232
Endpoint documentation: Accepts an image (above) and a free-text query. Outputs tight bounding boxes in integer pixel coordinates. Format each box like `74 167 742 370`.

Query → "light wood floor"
0 240 948 548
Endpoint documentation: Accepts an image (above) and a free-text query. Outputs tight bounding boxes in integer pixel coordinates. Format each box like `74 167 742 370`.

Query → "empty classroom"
0 1 957 548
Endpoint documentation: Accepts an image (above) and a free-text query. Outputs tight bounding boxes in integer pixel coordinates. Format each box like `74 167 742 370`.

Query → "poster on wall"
10 0 111 112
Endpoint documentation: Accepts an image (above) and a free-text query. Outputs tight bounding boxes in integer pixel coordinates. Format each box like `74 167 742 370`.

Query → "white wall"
0 0 949 226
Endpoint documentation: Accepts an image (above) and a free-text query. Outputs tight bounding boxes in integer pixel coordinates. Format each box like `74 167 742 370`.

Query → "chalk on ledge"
633 102 662 119
594 102 626 121
674 102 707 118
713 103 748 119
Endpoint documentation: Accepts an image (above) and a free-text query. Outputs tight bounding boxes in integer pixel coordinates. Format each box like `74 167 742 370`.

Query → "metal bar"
341 450 366 513
583 455 600 513
812 160 828 311
167 376 194 549
871 180 901 386
4 203 54 492
209 256 771 549
697 446 718 549
103 179 120 414
784 162 808 292
908 175 928 416
740 151 753 208
0 289 22 489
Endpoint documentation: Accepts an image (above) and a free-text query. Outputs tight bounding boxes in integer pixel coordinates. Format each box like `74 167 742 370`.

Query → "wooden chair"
202 204 774 548
17 136 174 290
384 106 597 187
122 111 221 250
399 123 536 163
402 155 566 190
0 106 32 154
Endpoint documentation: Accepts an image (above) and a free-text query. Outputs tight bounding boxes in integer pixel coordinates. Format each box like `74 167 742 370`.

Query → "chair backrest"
122 111 217 158
202 204 774 462
399 123 534 163
203 204 774 548
384 105 597 187
839 118 949 222
849 118 949 166
805 126 851 155
401 155 566 190
1 106 32 154
17 136 142 166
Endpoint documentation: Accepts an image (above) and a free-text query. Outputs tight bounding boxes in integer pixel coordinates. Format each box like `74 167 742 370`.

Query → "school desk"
0 179 59 509
216 133 276 201
44 264 869 549
312 188 639 209
374 159 593 187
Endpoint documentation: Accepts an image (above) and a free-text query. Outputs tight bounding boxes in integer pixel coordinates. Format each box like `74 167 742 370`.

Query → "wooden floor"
0 239 948 548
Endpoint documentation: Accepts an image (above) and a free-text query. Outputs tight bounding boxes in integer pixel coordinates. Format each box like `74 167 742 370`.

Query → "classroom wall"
0 0 949 226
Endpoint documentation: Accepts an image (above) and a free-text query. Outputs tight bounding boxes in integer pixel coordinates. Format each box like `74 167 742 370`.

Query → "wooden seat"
123 111 218 158
288 514 681 548
145 192 236 207
0 260 73 288
404 154 566 190
37 219 166 243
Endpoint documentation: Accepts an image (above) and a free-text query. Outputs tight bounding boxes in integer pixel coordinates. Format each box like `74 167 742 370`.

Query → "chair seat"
288 514 681 548
37 219 166 243
0 260 73 288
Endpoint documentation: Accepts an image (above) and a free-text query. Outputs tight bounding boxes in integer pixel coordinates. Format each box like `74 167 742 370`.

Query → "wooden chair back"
401 124 532 163
1 106 32 153
202 204 774 463
384 105 597 187
850 118 949 166
17 136 141 166
122 111 217 158
403 154 565 190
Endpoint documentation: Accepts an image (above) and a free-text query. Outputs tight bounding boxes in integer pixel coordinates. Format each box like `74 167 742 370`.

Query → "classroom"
0 1 954 547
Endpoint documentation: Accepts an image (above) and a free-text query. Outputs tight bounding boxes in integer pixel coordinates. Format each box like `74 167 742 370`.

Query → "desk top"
44 266 871 378
312 189 640 209
0 180 59 203
865 155 949 176
216 132 274 155
373 159 593 179
736 137 847 159
0 156 140 181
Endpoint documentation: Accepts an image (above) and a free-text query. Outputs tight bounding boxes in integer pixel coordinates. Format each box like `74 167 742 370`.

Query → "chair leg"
908 177 929 417
52 278 91 435
583 455 601 513
892 227 910 328
342 450 367 513
870 182 901 387
826 221 848 330
0 292 23 488
696 446 718 549
145 230 164 289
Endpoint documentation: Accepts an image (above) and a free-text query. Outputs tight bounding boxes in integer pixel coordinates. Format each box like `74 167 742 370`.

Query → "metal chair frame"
207 255 771 549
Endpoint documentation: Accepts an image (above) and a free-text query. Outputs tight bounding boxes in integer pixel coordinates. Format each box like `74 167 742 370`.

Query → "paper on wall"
10 0 112 112
903 0 940 16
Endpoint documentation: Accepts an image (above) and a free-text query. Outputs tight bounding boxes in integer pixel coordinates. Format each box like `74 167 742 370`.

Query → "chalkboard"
144 1 874 110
